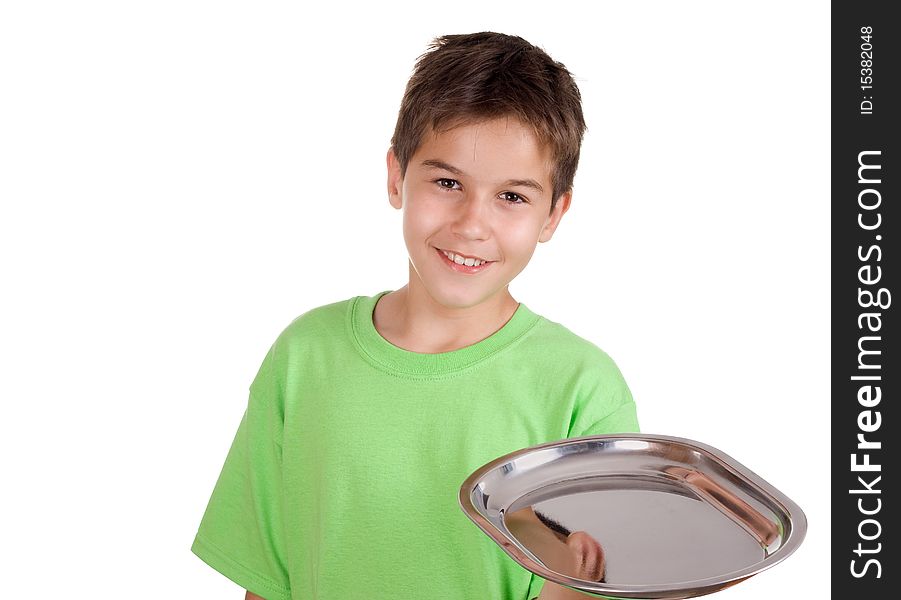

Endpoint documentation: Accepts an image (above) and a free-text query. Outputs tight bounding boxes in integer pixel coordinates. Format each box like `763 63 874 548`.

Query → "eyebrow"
420 159 545 195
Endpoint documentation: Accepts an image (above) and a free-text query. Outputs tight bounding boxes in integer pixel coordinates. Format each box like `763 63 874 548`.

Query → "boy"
191 32 639 600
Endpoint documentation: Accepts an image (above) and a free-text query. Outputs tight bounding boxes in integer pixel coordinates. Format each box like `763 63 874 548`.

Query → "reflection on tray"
663 467 781 548
503 481 767 586
506 506 607 583
460 434 806 599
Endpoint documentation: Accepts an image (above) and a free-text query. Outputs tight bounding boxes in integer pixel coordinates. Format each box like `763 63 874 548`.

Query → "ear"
387 149 404 210
538 191 572 243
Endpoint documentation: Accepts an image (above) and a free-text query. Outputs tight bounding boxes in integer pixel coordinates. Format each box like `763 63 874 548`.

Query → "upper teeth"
442 249 488 267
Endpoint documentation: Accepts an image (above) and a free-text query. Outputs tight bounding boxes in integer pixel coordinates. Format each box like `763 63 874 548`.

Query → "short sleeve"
191 344 292 600
578 399 640 436
567 350 640 438
526 571 545 599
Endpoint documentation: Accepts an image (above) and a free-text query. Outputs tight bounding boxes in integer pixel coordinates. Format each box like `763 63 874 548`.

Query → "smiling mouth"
435 247 494 271
437 247 494 266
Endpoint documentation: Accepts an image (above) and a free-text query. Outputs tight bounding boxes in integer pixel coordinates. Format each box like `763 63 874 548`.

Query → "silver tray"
459 434 806 599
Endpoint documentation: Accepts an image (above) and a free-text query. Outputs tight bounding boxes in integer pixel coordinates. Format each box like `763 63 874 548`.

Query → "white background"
0 1 829 598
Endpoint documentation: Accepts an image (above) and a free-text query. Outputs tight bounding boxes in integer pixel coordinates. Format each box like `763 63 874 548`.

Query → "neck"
373 269 519 354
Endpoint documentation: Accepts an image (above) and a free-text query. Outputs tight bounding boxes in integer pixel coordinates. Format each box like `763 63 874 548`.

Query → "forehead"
413 117 553 187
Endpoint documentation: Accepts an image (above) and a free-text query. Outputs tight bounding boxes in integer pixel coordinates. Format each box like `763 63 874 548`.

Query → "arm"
245 592 266 600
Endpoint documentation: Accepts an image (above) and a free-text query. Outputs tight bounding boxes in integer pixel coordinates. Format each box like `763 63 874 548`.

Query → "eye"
500 191 527 205
435 178 461 191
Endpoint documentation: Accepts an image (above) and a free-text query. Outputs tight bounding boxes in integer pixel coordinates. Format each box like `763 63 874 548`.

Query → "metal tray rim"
458 433 807 599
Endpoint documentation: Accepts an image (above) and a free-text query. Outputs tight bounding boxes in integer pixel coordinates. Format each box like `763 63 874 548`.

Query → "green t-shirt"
191 291 639 600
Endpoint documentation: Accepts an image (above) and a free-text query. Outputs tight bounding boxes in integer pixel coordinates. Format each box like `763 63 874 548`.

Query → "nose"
450 195 491 241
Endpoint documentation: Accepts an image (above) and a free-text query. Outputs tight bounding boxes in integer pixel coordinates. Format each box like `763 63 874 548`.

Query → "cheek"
501 221 544 252
402 196 444 240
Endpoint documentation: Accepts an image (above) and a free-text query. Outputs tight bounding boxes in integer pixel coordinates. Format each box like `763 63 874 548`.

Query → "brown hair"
390 32 587 212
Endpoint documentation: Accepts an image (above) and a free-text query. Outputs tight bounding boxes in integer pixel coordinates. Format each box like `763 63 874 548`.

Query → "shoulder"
527 313 623 380
282 296 352 338
264 295 358 362
528 314 639 435
520 312 638 436
245 295 367 404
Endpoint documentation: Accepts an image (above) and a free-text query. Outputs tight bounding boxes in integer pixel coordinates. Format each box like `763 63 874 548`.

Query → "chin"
412 256 510 310
425 283 503 311
428 290 481 310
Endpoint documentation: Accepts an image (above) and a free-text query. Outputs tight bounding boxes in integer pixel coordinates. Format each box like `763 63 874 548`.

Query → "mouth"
435 247 495 273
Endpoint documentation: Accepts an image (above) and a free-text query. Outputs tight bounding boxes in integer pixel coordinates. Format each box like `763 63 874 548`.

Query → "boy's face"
387 117 571 311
